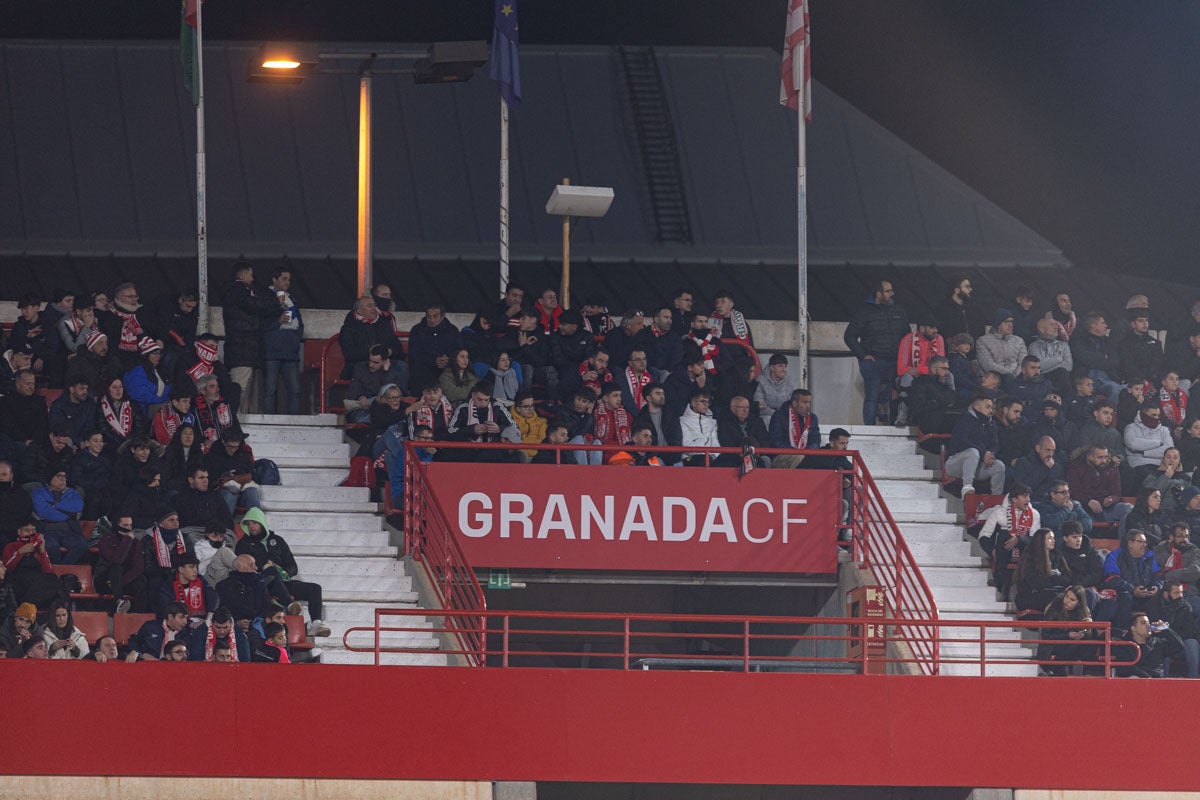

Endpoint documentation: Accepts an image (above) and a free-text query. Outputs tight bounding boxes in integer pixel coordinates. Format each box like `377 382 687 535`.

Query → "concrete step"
922 566 991 587
847 438 922 455
890 511 962 524
325 589 420 603
881 498 952 514
277 529 392 548
320 601 422 622
320 620 439 648
260 498 380 513
939 624 1025 642
913 554 985 568
938 661 1039 678
874 480 947 499
827 425 915 437
242 424 347 444
905 540 973 558
251 442 352 462
934 596 1012 614
896 523 967 543
867 466 940 482
260 512 383 532
299 574 412 593
294 556 406 578
319 648 449 666
241 413 341 427
260 485 370 503
292 544 400 558
277 467 351 487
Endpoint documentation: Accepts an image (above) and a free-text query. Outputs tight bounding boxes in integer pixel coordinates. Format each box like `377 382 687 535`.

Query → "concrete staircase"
240 413 444 665
834 424 1038 677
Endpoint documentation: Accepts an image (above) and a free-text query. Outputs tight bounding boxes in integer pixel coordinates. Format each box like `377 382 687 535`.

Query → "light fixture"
545 181 615 309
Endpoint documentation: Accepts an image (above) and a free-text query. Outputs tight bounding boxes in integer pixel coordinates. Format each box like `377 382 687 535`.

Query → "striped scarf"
626 366 651 409
687 332 719 374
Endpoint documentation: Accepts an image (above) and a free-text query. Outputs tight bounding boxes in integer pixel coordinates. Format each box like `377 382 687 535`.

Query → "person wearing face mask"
96 514 147 614
1124 402 1174 482
195 522 237 586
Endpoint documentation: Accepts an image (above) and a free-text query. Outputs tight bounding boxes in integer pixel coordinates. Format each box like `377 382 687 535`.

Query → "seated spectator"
1035 481 1093 536
68 431 110 521
905 355 961 437
1028 395 1074 456
576 349 614 401
126 601 195 661
196 522 237 586
458 310 499 379
124 467 168 532
1143 447 1188 516
663 348 711 419
498 309 556 394
1177 417 1200 476
976 309 1027 381
21 636 49 659
1047 292 1077 340
511 390 546 461
88 635 121 663
893 318 944 428
1159 370 1188 435
0 600 41 656
679 387 720 467
1037 585 1099 676
1115 610 1184 678
1154 523 1200 614
1117 308 1163 384
41 598 89 659
944 395 1005 496
1103 530 1162 632
151 387 197 448
978 484 1040 595
21 425 76 489
95 374 148 452
1014 528 1070 615
1145 580 1200 677
1072 311 1124 402
0 461 33 547
550 310 594 397
1011 436 1065 503
173 333 241 417
1011 356 1052 423
645 305 682 377
753 354 797 426
161 424 205 494
43 290 81 357
719 395 770 452
0 370 50 459
769 389 820 469
406 382 454 440
0 342 34 396
593 383 633 458
95 513 147 614
632 383 681 450
534 288 562 334
252 620 292 663
1010 285 1038 343
1056 522 1104 606
445 381 520 462
346 344 409 423
438 347 480 407
1170 329 1200 393
110 436 160 511
618 425 666 467
407 303 460 390
177 465 234 545
216 553 273 625
1123 486 1170 547
202 607 250 662
1068 444 1132 528
530 422 572 465
799 428 854 534
30 469 86 564
94 283 151 373
1071 400 1125 464
2 520 67 609
1028 316 1073 395
994 397 1029 472
235 507 330 638
560 389 597 461
204 429 260 514
1125 401 1174 483
946 333 980 400
338 295 401 381
617 349 654 413
362 384 407 459
1064 374 1097 425
10 294 60 383
123 337 171 412
65 331 120 392
488 352 521 407
1175 486 1200 534
193 373 238 446
141 287 199 374
48 377 97 447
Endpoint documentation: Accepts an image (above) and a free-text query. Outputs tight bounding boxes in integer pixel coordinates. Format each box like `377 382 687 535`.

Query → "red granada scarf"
579 361 612 395
1160 388 1188 426
626 366 651 409
195 394 233 442
151 526 186 569
687 332 719 374
186 340 218 384
413 397 452 430
1009 503 1034 537
1162 546 1190 591
594 404 631 445
789 408 812 449
101 396 133 438
113 305 143 352
1052 311 1076 341
205 626 239 662
173 578 207 617
156 407 182 441
709 309 749 341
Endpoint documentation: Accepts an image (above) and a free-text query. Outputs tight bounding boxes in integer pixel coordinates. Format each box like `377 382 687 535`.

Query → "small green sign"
488 569 512 589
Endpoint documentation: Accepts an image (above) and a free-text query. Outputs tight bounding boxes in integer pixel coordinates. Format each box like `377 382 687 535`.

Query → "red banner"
424 463 841 573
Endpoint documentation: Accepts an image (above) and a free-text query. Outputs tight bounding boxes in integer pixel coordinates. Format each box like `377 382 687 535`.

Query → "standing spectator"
933 275 986 341
534 288 562 334
1124 402 1173 480
842 280 909 425
1035 481 1093 536
173 333 240 416
94 283 149 372
978 485 1040 594
95 513 147 613
1011 357 1052 423
550 310 595 395
707 289 753 345
975 309 1028 382
140 287 199 374
407 303 460 390
678 387 720 467
769 389 820 468
1011 436 1065 504
10 294 60 384
369 282 405 343
221 259 286 414
944 395 1005 496
1068 444 1133 530
894 318 944 427
123 337 171 413
21 425 77 489
646 305 682 377
204 429 260 514
663 349 712 420
754 353 797 426
1117 308 1163 384
1028 316 1074 395
1013 528 1070 615
30 470 86 564
262 268 304 414
1071 311 1124 402
668 288 696 336
49 376 97 447
236 507 330 638
193 374 238 447
0 461 32 547
109 436 160 513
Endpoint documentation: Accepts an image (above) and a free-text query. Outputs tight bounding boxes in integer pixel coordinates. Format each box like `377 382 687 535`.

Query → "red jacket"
897 332 946 377
2 532 53 573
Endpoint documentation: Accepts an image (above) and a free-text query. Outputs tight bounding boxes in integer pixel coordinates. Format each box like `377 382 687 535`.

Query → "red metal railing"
847 453 940 673
343 608 1137 676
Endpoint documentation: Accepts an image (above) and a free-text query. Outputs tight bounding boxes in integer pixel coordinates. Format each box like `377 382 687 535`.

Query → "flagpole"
194 0 209 335
795 43 808 390
499 97 511 297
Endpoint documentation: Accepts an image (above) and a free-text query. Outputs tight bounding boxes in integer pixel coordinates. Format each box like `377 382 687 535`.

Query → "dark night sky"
5 1 1199 282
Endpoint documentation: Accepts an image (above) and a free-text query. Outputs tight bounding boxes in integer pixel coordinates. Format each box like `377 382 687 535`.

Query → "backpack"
252 458 281 486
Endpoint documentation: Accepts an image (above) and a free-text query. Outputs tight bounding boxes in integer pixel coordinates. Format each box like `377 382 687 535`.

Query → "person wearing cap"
20 424 76 491
0 370 49 452
155 550 217 621
150 386 197 447
236 508 330 638
64 329 120 391
0 600 42 656
1028 394 1075 456
0 341 33 396
975 309 1028 382
204 429 260 514
30 469 86 564
96 513 147 614
1117 307 1164 384
1010 355 1053 423
894 318 945 427
1028 316 1074 396
48 375 97 447
123 336 171 413
10 293 61 384
1071 311 1124 404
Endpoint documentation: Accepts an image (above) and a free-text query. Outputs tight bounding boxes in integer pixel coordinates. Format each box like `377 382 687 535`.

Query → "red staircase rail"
847 451 941 674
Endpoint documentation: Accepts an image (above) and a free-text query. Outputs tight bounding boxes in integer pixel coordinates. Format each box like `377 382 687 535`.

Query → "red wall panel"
1 661 1196 790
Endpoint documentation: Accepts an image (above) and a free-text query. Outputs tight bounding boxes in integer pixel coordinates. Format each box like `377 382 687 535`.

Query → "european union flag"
490 0 521 109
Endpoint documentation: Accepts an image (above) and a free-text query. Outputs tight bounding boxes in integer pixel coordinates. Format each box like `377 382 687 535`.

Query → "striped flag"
779 0 811 120
180 0 201 106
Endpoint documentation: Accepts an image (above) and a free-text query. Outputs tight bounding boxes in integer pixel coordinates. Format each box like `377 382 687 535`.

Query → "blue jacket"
1011 375 1052 421
123 364 171 410
31 487 83 522
768 408 820 450
1034 499 1093 535
48 395 97 446
1103 547 1162 594
947 408 999 458
263 295 304 362
128 619 203 660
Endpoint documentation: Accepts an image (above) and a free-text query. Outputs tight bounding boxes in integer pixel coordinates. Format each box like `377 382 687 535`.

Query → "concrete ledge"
0 777 491 800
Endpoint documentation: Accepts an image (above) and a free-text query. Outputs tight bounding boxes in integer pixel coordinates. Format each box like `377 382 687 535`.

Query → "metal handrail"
343 608 1137 677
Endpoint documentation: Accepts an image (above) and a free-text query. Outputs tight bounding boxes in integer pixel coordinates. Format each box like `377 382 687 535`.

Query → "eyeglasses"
517 403 535 409
1130 538 1148 544
1051 489 1070 495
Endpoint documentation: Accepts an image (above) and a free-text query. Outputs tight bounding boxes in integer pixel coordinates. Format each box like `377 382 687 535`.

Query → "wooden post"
559 177 571 309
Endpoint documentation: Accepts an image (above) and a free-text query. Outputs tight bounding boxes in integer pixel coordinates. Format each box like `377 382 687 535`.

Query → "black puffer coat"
842 300 910 361
220 279 281 370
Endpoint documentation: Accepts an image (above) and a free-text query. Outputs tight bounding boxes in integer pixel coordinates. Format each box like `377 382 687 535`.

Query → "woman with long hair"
440 348 479 405
1037 585 1098 676
94 375 148 451
162 423 205 492
1014 528 1070 615
41 598 89 659
123 336 171 413
1121 485 1170 546
1177 417 1200 476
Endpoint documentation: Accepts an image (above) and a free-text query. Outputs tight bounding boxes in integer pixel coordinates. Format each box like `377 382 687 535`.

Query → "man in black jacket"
338 295 401 380
932 275 987 342
0 461 33 547
235 507 330 638
142 287 199 376
217 553 274 628
94 283 151 373
204 429 259 514
718 395 769 450
221 260 287 414
944 395 1005 496
0 370 49 461
176 465 234 546
907 356 961 436
842 280 909 426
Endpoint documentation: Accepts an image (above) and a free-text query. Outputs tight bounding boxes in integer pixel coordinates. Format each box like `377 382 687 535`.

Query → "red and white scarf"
353 310 378 325
157 622 178 659
594 404 632 445
579 361 613 395
186 340 219 384
709 309 749 341
1051 311 1076 341
626 366 651 409
62 315 83 338
101 396 134 438
204 626 240 662
173 577 207 617
1008 503 1034 537
465 401 496 442
789 408 813 449
1162 546 1189 591
151 525 186 569
113 305 143 352
156 407 183 442
412 397 453 431
1160 387 1188 427
687 332 719 374
195 394 233 443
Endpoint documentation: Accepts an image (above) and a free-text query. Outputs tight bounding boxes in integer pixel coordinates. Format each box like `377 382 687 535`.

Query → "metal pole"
559 177 571 309
194 0 208 334
499 98 511 297
795 45 809 389
357 68 373 297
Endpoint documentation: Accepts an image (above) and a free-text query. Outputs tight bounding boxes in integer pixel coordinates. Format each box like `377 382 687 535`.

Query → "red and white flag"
779 0 811 120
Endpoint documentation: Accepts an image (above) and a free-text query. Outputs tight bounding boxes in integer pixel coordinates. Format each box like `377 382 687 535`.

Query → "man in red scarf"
769 389 821 468
617 350 653 411
534 287 563 334
155 551 217 621
94 282 147 372
593 383 633 457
